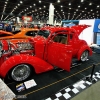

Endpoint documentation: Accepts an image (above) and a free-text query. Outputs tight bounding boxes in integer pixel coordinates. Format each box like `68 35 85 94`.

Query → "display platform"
4 53 100 100
44 71 100 100
90 44 100 53
0 78 15 100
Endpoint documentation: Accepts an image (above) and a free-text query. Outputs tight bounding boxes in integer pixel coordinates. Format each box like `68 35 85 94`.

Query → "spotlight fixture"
89 3 92 5
57 0 60 3
69 3 71 5
20 1 23 4
39 0 41 3
81 0 84 2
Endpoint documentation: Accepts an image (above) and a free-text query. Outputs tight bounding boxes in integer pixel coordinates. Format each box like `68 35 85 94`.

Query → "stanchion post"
90 63 96 79
86 63 96 83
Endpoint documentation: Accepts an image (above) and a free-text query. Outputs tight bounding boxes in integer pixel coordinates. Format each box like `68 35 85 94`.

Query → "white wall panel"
79 19 95 45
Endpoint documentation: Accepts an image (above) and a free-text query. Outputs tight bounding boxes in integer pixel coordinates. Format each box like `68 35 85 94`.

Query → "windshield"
37 30 50 38
12 30 21 34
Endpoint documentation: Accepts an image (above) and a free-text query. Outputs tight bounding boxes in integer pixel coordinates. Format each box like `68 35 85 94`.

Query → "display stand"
0 78 15 100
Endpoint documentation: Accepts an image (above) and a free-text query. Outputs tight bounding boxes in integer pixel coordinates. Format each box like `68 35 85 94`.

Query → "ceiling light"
69 8 71 9
69 3 71 5
97 5 99 7
18 4 20 6
44 6 46 8
39 0 41 3
33 4 36 6
20 1 23 4
78 5 80 8
81 0 84 2
89 3 92 5
85 8 87 9
61 5 63 7
76 9 78 11
30 6 32 8
57 0 60 3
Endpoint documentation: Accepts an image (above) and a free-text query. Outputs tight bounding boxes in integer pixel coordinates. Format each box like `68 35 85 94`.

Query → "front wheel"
80 50 89 62
11 64 31 81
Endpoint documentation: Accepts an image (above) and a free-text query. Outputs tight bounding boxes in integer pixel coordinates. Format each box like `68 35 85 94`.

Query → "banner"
22 16 32 22
62 20 79 27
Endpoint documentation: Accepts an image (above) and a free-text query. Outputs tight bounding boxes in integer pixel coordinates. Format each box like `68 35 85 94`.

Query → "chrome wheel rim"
11 64 30 81
81 51 88 62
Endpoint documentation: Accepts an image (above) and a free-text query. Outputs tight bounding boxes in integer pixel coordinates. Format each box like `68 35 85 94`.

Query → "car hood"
70 25 91 36
29 35 47 43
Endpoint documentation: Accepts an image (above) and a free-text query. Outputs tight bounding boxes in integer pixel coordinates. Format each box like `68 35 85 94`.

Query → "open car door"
47 32 72 72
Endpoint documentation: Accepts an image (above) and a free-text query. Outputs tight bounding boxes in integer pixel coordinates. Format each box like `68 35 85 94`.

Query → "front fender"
77 45 93 60
0 54 53 78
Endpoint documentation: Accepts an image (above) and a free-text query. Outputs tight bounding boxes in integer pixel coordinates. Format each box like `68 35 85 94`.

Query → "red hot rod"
0 25 92 81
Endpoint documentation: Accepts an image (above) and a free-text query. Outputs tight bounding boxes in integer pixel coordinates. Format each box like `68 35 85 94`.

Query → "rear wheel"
80 50 89 62
11 64 31 81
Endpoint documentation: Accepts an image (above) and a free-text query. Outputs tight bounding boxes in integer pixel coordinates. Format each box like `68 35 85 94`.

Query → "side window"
25 31 37 37
0 34 12 37
53 34 67 44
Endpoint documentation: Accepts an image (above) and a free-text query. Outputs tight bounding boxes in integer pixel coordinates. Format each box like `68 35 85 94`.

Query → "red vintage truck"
0 25 92 81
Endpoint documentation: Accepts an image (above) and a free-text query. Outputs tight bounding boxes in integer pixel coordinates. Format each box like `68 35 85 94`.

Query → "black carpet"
5 53 100 100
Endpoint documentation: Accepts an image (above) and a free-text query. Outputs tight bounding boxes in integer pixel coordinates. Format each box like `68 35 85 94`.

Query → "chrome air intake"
16 42 33 51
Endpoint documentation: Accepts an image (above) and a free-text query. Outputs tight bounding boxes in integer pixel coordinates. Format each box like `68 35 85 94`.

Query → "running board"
55 62 82 72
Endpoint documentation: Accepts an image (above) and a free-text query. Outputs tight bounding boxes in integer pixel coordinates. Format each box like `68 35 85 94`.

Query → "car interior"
53 34 68 44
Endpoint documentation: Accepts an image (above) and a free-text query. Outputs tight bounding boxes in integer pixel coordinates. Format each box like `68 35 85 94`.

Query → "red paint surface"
0 25 92 78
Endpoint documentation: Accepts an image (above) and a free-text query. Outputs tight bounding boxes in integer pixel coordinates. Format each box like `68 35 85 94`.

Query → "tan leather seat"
53 36 60 42
60 36 67 44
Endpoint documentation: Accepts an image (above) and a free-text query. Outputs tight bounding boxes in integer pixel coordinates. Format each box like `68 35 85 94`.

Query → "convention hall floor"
5 52 100 100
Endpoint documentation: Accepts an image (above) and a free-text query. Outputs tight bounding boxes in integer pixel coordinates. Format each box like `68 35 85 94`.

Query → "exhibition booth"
0 3 100 100
0 23 100 100
62 19 100 46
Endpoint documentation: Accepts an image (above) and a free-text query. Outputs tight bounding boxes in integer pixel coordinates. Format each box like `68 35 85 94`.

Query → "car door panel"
47 42 72 71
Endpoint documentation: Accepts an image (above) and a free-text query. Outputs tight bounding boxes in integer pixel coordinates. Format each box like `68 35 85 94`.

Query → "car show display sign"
22 16 33 22
62 20 79 27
